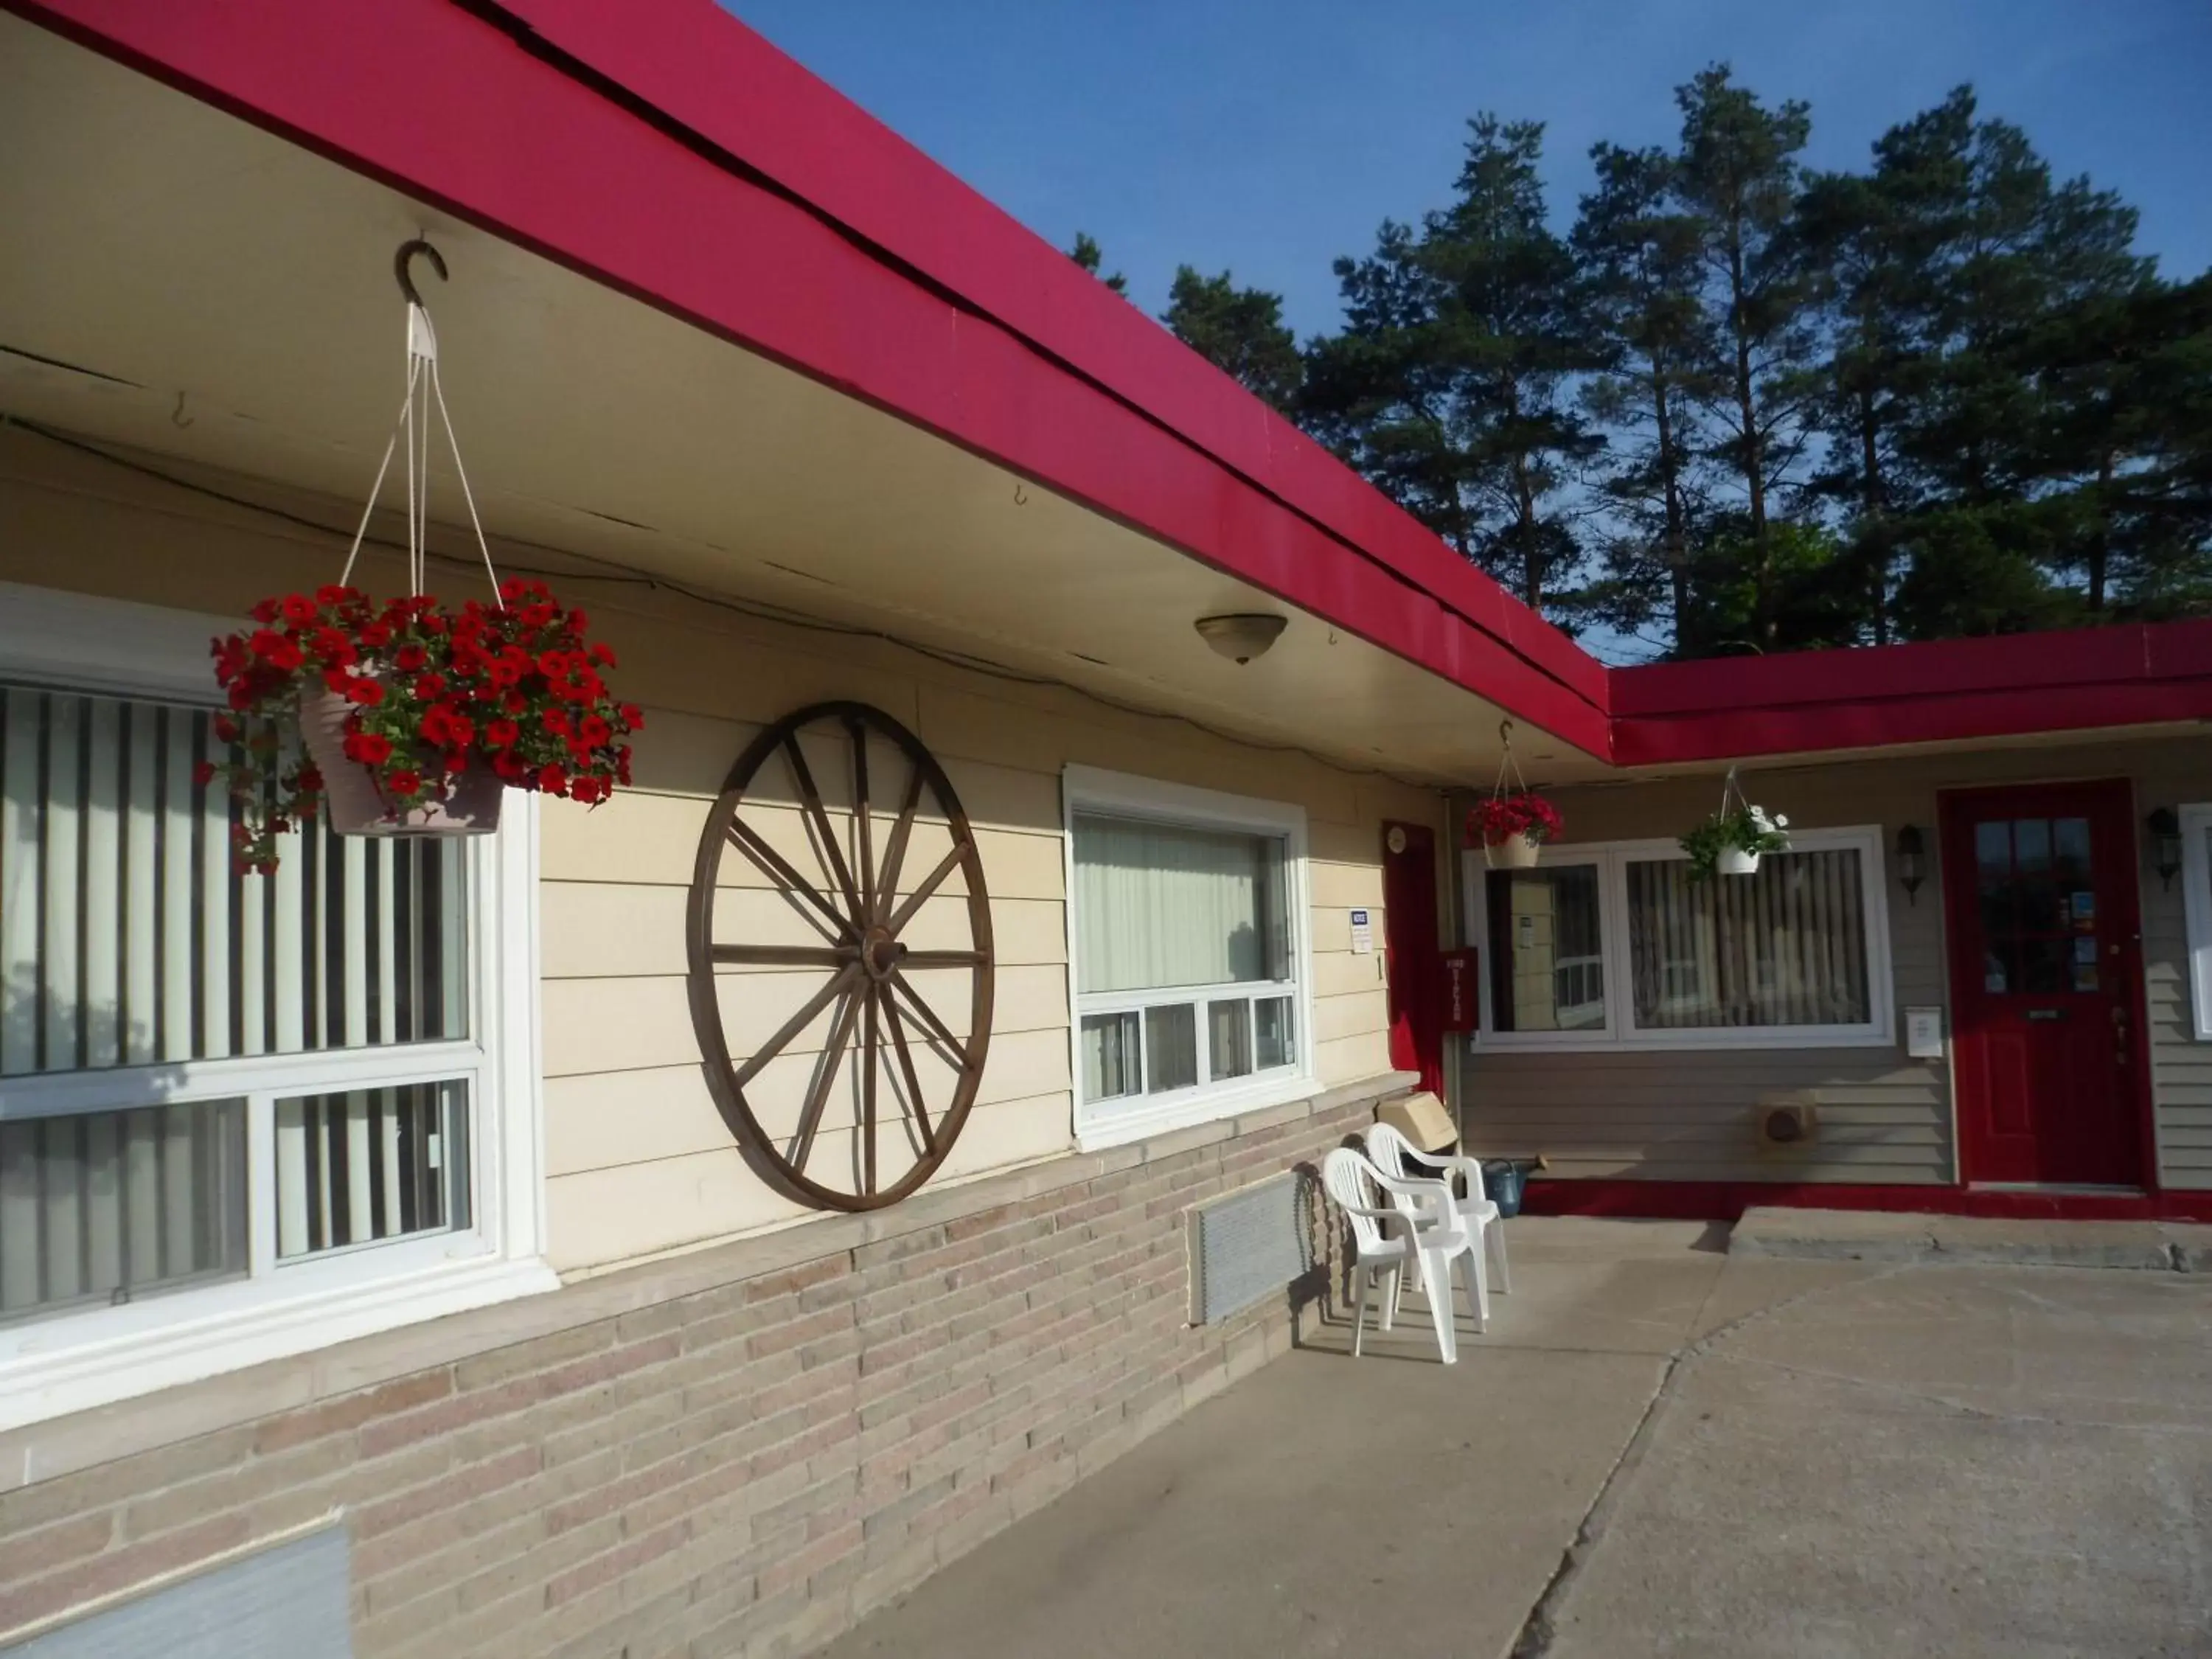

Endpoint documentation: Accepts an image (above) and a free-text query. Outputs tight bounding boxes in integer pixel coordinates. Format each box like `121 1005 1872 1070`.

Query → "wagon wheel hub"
860 928 907 982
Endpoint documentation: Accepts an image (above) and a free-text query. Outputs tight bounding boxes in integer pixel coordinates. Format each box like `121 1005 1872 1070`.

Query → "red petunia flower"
344 677 384 706
213 715 242 743
394 644 428 672
280 594 319 627
536 763 568 796
343 731 394 765
192 760 218 787
578 714 611 746
486 717 521 748
492 750 527 781
384 768 423 796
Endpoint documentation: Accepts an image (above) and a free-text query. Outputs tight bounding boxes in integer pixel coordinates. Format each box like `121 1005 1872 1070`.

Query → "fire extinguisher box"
1440 947 1478 1034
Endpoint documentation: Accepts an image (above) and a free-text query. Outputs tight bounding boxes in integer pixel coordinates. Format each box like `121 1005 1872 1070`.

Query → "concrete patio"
818 1217 2212 1659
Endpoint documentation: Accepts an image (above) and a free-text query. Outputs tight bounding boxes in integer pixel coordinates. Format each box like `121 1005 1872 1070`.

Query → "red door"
1941 781 2149 1187
1381 821 1444 1096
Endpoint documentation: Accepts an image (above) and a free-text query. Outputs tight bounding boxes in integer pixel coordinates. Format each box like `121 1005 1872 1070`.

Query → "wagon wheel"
686 701 994 1211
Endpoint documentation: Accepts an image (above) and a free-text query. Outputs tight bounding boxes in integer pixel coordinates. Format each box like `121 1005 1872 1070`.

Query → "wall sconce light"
2147 807 2183 890
1895 824 1925 905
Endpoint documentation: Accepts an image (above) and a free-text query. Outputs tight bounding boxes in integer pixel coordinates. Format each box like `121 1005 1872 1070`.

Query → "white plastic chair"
1366 1120 1512 1330
1321 1146 1475 1363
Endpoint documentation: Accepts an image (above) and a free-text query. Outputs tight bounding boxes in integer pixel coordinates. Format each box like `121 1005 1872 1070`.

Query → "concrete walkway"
816 1218 2212 1659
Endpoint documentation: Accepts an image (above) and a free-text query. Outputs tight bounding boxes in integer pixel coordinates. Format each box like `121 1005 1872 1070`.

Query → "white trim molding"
1463 825 1897 1054
2182 804 2212 1042
1060 766 1316 1151
0 587 553 1428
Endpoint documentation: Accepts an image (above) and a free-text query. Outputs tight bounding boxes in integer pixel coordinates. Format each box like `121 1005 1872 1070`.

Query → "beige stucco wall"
1457 736 2212 1190
0 433 1439 1273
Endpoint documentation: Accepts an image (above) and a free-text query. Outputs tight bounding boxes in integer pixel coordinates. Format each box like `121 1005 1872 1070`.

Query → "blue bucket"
1482 1160 1527 1218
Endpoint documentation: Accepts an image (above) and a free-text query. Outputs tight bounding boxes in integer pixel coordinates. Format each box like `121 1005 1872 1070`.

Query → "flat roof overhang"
7 0 2211 779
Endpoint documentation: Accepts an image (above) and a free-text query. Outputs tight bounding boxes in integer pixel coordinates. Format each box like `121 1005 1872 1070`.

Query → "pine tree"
1305 116 1602 614
1161 268 1302 410
1573 143 1714 653
1672 66 1823 649
1067 232 1127 296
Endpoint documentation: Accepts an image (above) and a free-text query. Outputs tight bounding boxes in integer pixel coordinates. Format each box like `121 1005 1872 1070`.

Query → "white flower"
1773 813 1790 829
1749 805 1773 830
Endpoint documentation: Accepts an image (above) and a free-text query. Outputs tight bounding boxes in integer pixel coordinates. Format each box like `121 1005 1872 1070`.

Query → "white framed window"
0 583 552 1428
1465 826 1895 1051
2183 804 2212 1041
1063 766 1313 1150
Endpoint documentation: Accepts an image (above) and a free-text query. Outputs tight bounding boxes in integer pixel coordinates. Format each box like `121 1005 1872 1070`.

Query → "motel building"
0 4 2208 1654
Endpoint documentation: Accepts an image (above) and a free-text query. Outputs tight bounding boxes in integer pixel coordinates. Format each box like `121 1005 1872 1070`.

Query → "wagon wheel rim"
686 701 995 1211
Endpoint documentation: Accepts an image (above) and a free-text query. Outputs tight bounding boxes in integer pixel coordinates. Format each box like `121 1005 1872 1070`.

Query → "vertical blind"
1626 849 1870 1028
1073 815 1288 993
0 1099 246 1319
0 681 468 1077
274 1081 467 1260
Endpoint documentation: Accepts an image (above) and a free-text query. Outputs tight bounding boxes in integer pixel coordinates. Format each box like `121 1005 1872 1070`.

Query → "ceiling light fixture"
1194 613 1287 664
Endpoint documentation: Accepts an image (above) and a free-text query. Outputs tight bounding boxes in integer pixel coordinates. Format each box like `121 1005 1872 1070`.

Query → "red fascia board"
490 0 1610 710
1613 621 2170 716
12 0 1612 757
1612 619 2212 765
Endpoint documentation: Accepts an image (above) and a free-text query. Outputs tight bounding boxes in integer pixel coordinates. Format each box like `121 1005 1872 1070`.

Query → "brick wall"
0 1083 1395 1658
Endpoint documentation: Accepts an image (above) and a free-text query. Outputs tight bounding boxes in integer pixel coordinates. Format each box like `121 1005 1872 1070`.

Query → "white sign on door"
1349 908 1373 955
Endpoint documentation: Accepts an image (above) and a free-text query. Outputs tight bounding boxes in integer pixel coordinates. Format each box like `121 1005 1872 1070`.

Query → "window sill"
1073 1070 1326 1153
0 1253 560 1432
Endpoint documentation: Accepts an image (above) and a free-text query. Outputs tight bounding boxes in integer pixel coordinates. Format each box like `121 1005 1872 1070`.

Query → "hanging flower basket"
1468 720 1563 869
207 582 641 871
199 240 639 874
1680 768 1790 880
1467 794 1562 869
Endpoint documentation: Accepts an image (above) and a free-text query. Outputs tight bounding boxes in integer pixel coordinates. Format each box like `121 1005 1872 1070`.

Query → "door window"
1973 815 2096 995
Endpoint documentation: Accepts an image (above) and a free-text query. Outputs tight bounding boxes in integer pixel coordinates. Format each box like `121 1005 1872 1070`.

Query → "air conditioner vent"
1757 1094 1818 1148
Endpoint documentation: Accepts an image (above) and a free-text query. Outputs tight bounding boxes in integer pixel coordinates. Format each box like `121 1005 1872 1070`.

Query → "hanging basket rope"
336 240 504 606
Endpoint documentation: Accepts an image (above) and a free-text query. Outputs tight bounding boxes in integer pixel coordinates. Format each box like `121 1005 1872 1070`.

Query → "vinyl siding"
2142 751 2212 1188
1458 735 2212 1189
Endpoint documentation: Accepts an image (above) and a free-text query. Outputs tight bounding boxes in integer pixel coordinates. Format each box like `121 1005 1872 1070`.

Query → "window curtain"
1072 815 1286 993
1626 849 1869 1028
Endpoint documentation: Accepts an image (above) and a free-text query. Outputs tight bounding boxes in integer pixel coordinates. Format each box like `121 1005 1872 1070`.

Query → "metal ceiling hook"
394 237 448 308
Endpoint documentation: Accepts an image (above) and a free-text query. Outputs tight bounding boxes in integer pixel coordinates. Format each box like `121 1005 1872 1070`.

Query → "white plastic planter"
299 689 503 837
1485 832 1543 870
1717 846 1761 876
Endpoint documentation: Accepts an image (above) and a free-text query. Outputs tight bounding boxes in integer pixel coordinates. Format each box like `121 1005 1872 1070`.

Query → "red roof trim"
12 0 2212 771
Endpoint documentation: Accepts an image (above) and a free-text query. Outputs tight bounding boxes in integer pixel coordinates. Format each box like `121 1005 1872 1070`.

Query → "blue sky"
723 0 2211 340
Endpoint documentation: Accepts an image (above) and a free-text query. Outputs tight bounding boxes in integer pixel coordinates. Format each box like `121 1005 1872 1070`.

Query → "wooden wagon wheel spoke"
860 984 880 1194
783 735 863 922
886 971 972 1070
726 820 858 942
787 982 864 1173
709 945 849 968
873 765 927 926
884 838 972 938
846 716 875 923
689 701 993 1213
880 989 937 1158
732 961 862 1091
